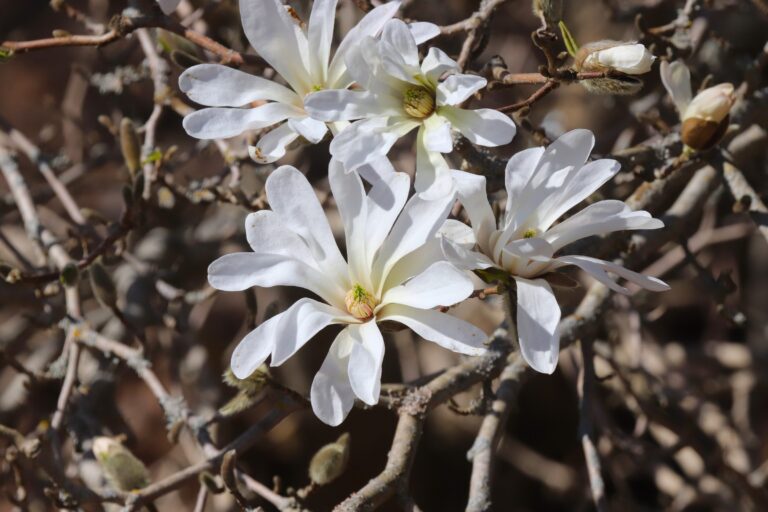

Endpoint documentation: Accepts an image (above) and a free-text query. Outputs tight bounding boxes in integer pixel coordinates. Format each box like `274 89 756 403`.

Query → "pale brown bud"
92 437 150 492
309 433 350 486
119 118 141 178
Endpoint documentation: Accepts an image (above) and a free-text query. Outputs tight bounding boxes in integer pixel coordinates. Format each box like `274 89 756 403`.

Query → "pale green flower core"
403 86 435 119
345 284 377 320
523 228 538 239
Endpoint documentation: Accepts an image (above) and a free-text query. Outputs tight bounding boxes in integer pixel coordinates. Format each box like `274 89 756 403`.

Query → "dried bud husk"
532 0 562 26
88 261 117 310
59 263 80 288
681 83 735 151
92 437 150 492
309 433 350 486
119 118 141 179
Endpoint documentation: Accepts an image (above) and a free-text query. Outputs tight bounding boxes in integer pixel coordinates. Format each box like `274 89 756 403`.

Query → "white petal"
530 129 594 188
415 132 453 194
409 22 440 45
378 304 486 355
347 321 385 405
382 261 473 309
330 117 419 171
182 103 303 139
179 64 299 107
271 298 353 366
304 90 400 121
373 183 456 291
244 210 315 264
440 237 496 271
328 1 401 88
157 0 180 15
660 60 692 114
421 47 460 84
543 200 663 251
440 218 476 247
555 255 670 294
451 170 495 253
436 74 487 106
266 166 349 286
307 0 337 84
381 19 419 70
439 107 516 147
239 0 312 94
515 277 560 374
249 123 300 164
364 168 411 269
422 114 453 152
287 116 328 143
311 329 356 426
592 44 655 75
329 159 370 288
208 252 345 305
230 310 281 379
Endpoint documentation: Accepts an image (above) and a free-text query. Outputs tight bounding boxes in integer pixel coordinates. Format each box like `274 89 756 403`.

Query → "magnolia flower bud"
119 118 141 179
681 83 735 151
92 437 150 492
309 433 350 486
576 41 655 75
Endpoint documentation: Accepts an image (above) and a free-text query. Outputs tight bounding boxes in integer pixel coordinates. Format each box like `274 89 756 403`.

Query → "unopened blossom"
660 60 735 151
441 129 669 374
304 19 516 194
179 0 437 164
574 41 654 95
156 0 180 15
208 162 486 426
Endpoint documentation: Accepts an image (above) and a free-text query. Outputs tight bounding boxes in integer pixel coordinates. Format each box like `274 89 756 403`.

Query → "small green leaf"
0 48 13 61
142 149 163 165
558 21 579 57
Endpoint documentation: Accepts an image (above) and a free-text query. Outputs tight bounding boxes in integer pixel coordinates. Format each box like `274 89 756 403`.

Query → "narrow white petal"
208 252 345 305
594 44 655 74
451 170 496 254
440 237 496 271
515 277 560 374
440 219 476 247
660 60 693 114
157 0 180 15
409 22 440 45
266 166 349 286
555 255 670 294
311 329 356 426
422 114 453 153
230 310 282 379
439 107 516 147
328 1 401 88
330 118 418 171
271 298 353 366
383 237 443 291
382 261 473 309
381 19 420 69
378 304 487 355
307 0 337 84
436 74 487 106
504 147 544 225
244 210 315 264
347 322 385 405
183 103 303 139
249 123 300 164
364 168 411 269
239 0 312 94
543 200 663 251
179 64 299 107
415 131 453 194
329 159 370 288
530 129 594 188
421 47 460 84
287 116 328 143
304 90 400 121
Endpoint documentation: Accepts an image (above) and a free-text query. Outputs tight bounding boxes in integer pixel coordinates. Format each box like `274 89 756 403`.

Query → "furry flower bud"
575 41 654 95
92 437 150 492
681 83 735 150
309 433 350 486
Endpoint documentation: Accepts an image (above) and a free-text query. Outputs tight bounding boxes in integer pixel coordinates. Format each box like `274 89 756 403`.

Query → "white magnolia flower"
304 19 516 193
660 60 735 150
442 129 669 374
579 42 655 75
156 0 180 15
179 0 437 164
208 162 486 426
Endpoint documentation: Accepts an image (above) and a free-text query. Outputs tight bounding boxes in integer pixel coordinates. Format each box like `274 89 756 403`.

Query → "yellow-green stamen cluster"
403 86 435 119
345 284 377 320
523 228 538 239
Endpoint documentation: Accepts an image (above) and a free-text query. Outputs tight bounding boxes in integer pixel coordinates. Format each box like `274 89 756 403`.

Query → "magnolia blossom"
304 19 516 193
208 163 487 425
442 129 669 374
156 0 180 15
579 41 655 75
179 0 436 164
660 60 735 150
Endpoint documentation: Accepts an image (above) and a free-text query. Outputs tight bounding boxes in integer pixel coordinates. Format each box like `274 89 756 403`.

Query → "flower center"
523 228 538 239
345 284 377 320
403 86 435 119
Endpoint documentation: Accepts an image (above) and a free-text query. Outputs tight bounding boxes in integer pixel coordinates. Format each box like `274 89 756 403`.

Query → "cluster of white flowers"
176 0 669 425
